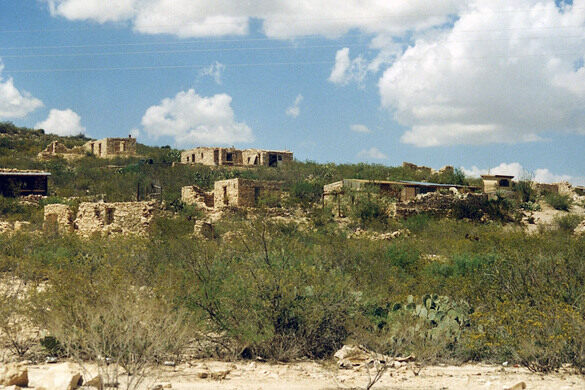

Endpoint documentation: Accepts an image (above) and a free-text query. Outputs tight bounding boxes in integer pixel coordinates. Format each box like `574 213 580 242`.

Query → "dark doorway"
214 150 219 164
268 153 278 167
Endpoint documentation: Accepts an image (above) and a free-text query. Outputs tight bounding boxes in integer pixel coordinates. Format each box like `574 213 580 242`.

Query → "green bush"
554 214 583 233
515 180 536 203
545 193 572 211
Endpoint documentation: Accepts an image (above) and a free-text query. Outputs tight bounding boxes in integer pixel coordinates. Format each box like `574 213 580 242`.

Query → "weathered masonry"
481 174 514 193
83 136 137 158
37 141 84 161
214 178 282 208
324 179 475 203
181 185 215 209
181 147 293 167
0 169 51 197
44 201 157 236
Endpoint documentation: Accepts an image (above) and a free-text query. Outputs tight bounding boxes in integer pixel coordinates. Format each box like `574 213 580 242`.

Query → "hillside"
1 123 585 389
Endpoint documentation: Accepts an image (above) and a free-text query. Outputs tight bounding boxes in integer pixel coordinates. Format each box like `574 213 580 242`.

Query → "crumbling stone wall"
83 137 137 158
37 141 84 161
44 204 74 233
394 193 488 219
44 201 157 236
181 185 214 208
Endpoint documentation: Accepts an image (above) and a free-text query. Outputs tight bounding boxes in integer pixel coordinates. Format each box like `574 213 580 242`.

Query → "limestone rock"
29 363 82 390
0 363 28 387
575 220 585 236
503 382 527 390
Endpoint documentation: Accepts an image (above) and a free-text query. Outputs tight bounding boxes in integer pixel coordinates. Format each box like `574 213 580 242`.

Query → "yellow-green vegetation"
1 124 585 376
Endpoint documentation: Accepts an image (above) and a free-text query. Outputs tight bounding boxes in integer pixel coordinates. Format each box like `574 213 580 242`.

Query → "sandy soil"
22 361 585 390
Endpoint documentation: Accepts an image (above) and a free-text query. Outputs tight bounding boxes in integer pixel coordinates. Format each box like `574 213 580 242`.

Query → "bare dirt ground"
22 361 585 390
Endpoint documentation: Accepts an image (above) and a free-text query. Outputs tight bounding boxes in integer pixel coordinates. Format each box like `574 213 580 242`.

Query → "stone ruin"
37 141 84 161
181 147 293 168
0 221 31 235
182 179 283 210
181 185 215 209
44 201 157 236
393 192 489 219
83 137 137 158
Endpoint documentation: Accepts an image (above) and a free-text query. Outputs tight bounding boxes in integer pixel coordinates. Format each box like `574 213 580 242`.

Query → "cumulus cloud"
328 48 368 86
44 1 463 38
46 0 136 23
350 124 371 133
357 147 387 160
35 108 86 136
141 89 253 147
379 0 585 147
285 94 303 118
0 62 43 119
462 162 585 185
199 61 226 85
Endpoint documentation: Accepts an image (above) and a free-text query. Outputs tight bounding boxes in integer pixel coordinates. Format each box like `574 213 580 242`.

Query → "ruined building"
83 136 137 158
181 185 215 209
0 169 51 197
481 174 514 193
214 178 282 208
323 179 478 217
37 141 84 160
44 201 157 236
181 147 293 167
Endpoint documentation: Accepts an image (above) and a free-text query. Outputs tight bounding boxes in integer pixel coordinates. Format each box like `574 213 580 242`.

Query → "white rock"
0 363 28 387
29 363 82 390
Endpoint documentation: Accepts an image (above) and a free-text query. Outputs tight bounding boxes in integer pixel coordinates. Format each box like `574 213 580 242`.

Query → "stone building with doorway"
181 147 293 167
213 178 282 208
83 136 137 158
44 201 157 236
481 174 514 193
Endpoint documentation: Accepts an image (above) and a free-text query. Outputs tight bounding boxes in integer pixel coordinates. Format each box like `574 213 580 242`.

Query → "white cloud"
357 147 387 160
45 1 463 38
462 162 585 185
199 61 226 85
328 48 368 86
350 124 371 133
47 0 136 23
379 0 585 147
0 62 43 119
35 108 86 136
129 128 140 138
285 94 303 118
141 89 253 147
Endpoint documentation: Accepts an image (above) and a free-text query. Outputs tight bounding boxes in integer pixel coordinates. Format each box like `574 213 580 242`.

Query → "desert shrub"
545 193 572 211
350 196 387 227
554 214 583 233
288 181 322 208
520 201 541 211
515 180 536 203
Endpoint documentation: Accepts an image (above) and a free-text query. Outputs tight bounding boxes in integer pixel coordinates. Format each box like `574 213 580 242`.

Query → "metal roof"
340 178 470 188
0 171 51 176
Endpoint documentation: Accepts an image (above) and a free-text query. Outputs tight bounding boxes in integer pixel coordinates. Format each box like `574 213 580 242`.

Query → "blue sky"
0 0 584 184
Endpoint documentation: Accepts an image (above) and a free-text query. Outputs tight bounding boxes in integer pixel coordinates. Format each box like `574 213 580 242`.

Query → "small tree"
40 287 191 390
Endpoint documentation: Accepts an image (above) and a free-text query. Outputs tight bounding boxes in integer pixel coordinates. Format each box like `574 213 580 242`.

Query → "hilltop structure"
0 169 51 196
83 136 137 158
181 147 293 167
182 178 283 209
37 141 85 161
481 174 514 193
